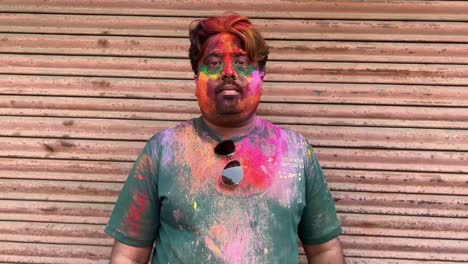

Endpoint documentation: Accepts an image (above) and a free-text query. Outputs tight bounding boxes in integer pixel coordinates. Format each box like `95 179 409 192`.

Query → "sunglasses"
214 140 243 186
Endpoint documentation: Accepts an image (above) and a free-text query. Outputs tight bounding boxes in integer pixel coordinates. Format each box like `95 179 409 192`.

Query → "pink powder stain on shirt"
223 232 251 264
214 123 294 198
240 129 285 191
134 174 144 180
205 223 253 263
125 191 148 237
238 143 273 190
172 118 298 205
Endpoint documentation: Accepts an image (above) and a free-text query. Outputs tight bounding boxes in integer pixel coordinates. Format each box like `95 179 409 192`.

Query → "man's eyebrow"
204 52 222 58
204 49 247 57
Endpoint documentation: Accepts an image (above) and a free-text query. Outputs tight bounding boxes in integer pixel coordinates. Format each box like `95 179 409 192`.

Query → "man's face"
195 33 263 126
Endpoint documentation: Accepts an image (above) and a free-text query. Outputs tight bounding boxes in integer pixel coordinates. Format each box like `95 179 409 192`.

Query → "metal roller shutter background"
0 1 467 263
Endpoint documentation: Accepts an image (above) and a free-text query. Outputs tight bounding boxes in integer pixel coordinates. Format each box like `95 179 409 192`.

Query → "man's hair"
189 12 269 74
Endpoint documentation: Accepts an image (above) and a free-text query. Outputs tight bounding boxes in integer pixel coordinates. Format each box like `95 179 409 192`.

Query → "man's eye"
235 60 248 68
207 60 222 70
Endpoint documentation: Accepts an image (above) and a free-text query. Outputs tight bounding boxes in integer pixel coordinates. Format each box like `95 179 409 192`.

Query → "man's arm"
303 237 345 264
110 240 152 264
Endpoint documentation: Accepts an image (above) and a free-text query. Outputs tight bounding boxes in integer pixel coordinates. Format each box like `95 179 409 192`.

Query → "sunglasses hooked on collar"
214 140 243 186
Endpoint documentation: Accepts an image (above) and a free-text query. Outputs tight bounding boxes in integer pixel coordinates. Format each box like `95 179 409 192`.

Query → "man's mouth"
216 85 241 96
219 90 240 96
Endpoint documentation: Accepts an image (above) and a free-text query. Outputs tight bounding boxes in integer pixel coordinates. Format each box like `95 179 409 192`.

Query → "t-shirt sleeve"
104 141 160 247
298 144 342 245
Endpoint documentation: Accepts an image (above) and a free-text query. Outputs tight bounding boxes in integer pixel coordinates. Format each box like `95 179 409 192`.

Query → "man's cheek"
196 77 216 98
195 72 213 98
245 71 263 97
195 73 209 96
196 74 218 114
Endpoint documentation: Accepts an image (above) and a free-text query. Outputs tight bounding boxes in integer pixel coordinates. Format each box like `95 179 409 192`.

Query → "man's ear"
194 74 198 79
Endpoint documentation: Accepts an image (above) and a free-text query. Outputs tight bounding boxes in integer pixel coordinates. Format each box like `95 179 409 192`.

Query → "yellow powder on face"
195 72 217 116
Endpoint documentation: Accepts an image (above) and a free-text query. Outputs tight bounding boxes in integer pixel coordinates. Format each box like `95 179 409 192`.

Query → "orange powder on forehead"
219 33 245 55
200 33 244 59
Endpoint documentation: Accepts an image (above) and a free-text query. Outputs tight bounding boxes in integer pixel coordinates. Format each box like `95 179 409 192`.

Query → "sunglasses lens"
214 140 235 156
221 160 242 186
214 141 242 186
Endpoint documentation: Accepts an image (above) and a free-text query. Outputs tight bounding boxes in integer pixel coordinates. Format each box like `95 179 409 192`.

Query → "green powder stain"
200 64 257 77
200 65 223 76
236 65 256 77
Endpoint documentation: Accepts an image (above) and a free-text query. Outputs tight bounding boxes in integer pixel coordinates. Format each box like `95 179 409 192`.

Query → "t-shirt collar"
192 116 263 143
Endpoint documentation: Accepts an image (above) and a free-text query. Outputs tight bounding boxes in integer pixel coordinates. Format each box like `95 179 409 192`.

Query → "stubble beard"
196 77 262 127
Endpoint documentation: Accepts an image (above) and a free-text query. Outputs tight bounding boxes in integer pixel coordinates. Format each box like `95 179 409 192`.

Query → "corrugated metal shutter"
1 1 468 263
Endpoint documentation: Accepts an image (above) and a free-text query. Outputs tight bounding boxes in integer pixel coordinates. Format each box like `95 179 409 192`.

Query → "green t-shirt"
105 117 341 263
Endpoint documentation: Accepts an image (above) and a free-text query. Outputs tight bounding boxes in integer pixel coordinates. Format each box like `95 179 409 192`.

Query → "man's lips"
216 85 241 95
219 90 240 96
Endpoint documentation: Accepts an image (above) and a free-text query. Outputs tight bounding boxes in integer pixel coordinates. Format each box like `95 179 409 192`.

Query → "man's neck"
202 115 257 140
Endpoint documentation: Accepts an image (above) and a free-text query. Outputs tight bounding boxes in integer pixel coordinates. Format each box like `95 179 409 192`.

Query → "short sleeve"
298 144 342 245
104 141 160 247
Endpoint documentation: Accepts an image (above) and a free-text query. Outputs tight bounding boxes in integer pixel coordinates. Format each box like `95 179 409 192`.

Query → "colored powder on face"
196 68 262 114
219 33 243 56
195 71 217 115
216 34 256 79
245 70 262 97
223 56 234 76
200 64 223 77
235 64 257 77
195 33 263 122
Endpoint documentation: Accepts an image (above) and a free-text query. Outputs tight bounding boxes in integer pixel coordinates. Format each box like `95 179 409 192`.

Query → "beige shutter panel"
0 1 467 263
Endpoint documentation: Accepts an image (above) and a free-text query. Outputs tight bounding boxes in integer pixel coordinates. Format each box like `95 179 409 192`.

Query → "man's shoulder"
147 119 195 146
259 117 308 143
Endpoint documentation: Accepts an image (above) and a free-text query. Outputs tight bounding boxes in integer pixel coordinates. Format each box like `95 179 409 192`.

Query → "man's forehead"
201 33 246 56
204 49 247 57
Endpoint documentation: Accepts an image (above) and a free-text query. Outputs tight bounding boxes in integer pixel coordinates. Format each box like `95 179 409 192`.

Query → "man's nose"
222 61 237 81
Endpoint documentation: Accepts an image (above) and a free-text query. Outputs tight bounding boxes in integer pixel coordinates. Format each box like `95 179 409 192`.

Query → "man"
105 13 344 263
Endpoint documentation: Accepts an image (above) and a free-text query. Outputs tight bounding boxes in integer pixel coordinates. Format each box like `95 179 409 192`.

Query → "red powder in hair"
189 13 269 74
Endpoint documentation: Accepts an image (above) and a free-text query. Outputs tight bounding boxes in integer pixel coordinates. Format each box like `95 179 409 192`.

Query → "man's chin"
215 102 242 115
216 98 240 110
216 108 242 115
